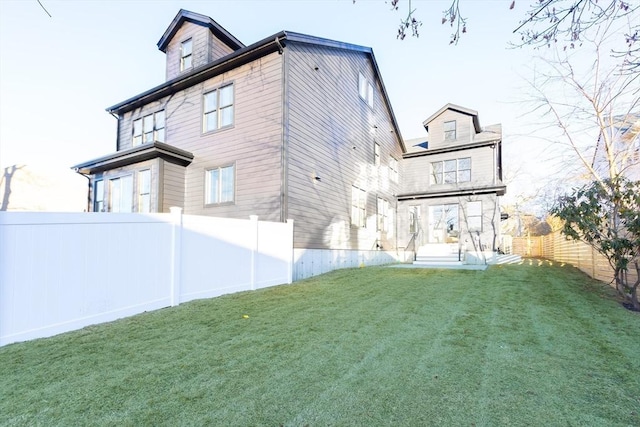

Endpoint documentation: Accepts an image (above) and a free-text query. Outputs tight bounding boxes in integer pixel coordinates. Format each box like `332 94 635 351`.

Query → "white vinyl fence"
293 248 411 281
0 210 293 346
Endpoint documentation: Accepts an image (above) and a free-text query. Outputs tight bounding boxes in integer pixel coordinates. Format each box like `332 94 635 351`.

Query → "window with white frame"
180 38 193 71
138 169 151 213
132 110 165 146
94 180 104 212
389 157 399 182
466 201 482 232
351 186 367 227
358 72 374 108
444 120 456 141
203 84 234 132
377 197 390 232
109 175 133 212
374 142 380 166
205 164 235 205
431 157 471 184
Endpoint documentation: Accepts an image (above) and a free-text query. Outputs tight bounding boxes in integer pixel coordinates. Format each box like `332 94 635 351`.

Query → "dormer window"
444 120 456 141
180 38 193 71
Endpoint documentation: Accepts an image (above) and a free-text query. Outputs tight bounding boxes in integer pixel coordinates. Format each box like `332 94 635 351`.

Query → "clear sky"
0 0 551 204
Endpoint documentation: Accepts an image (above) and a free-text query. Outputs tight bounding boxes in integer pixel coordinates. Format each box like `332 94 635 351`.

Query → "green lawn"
1 260 639 426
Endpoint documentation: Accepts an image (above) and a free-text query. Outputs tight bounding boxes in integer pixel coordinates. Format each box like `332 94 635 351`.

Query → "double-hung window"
374 143 380 166
180 38 193 71
377 198 390 232
205 164 235 205
203 84 234 132
358 72 374 108
389 157 399 182
444 120 456 141
467 201 482 232
351 186 367 228
109 175 133 212
431 157 471 184
132 110 165 146
94 180 104 212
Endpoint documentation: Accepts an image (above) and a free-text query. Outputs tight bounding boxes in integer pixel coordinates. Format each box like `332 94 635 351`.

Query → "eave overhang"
107 30 406 153
402 139 500 159
397 185 507 201
71 142 194 175
107 32 288 115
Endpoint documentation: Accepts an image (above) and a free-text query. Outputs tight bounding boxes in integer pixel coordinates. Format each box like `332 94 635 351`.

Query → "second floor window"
431 157 471 184
205 164 235 205
203 84 234 132
389 157 399 182
132 110 165 146
180 39 193 71
444 120 456 141
374 143 380 166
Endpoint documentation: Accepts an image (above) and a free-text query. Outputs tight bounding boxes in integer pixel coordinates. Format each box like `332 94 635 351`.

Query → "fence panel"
0 211 293 346
512 230 638 289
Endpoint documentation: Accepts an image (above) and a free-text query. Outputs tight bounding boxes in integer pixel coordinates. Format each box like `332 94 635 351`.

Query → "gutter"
107 32 288 115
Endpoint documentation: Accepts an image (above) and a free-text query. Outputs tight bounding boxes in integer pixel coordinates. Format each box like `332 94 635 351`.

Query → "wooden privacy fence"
513 231 638 286
0 210 293 346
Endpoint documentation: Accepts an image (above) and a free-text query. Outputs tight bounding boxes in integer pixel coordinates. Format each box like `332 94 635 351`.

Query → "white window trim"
431 157 471 185
205 164 236 205
351 185 367 228
358 72 374 109
203 84 234 133
180 38 193 72
389 157 399 182
444 120 456 141
132 110 165 147
93 180 104 212
138 169 151 213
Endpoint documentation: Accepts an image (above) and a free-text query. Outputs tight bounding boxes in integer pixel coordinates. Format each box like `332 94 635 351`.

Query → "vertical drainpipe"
279 36 288 224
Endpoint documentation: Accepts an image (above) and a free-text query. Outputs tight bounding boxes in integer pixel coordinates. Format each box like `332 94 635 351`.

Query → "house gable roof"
157 9 245 53
108 27 405 152
423 103 482 133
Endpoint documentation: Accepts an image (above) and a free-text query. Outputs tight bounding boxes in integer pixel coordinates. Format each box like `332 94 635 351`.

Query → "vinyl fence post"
250 215 258 290
170 207 183 307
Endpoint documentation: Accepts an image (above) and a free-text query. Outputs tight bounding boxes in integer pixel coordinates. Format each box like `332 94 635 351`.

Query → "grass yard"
1 260 639 426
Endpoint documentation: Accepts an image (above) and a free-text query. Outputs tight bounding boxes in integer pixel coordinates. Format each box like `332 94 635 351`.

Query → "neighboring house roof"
423 103 481 133
403 139 500 159
157 9 245 52
404 137 429 154
72 142 194 175
106 29 405 151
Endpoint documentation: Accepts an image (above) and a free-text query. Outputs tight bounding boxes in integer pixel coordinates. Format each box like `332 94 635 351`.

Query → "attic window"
180 38 193 71
444 120 456 141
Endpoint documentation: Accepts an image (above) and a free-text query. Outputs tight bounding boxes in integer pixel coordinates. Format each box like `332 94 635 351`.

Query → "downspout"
279 35 288 223
74 169 92 212
109 111 120 151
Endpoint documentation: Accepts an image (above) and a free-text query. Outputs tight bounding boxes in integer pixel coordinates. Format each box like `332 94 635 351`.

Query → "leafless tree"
523 22 639 188
356 1 639 69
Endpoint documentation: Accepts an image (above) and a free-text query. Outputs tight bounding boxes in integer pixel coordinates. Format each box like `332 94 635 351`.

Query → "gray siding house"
397 104 506 254
73 9 405 252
